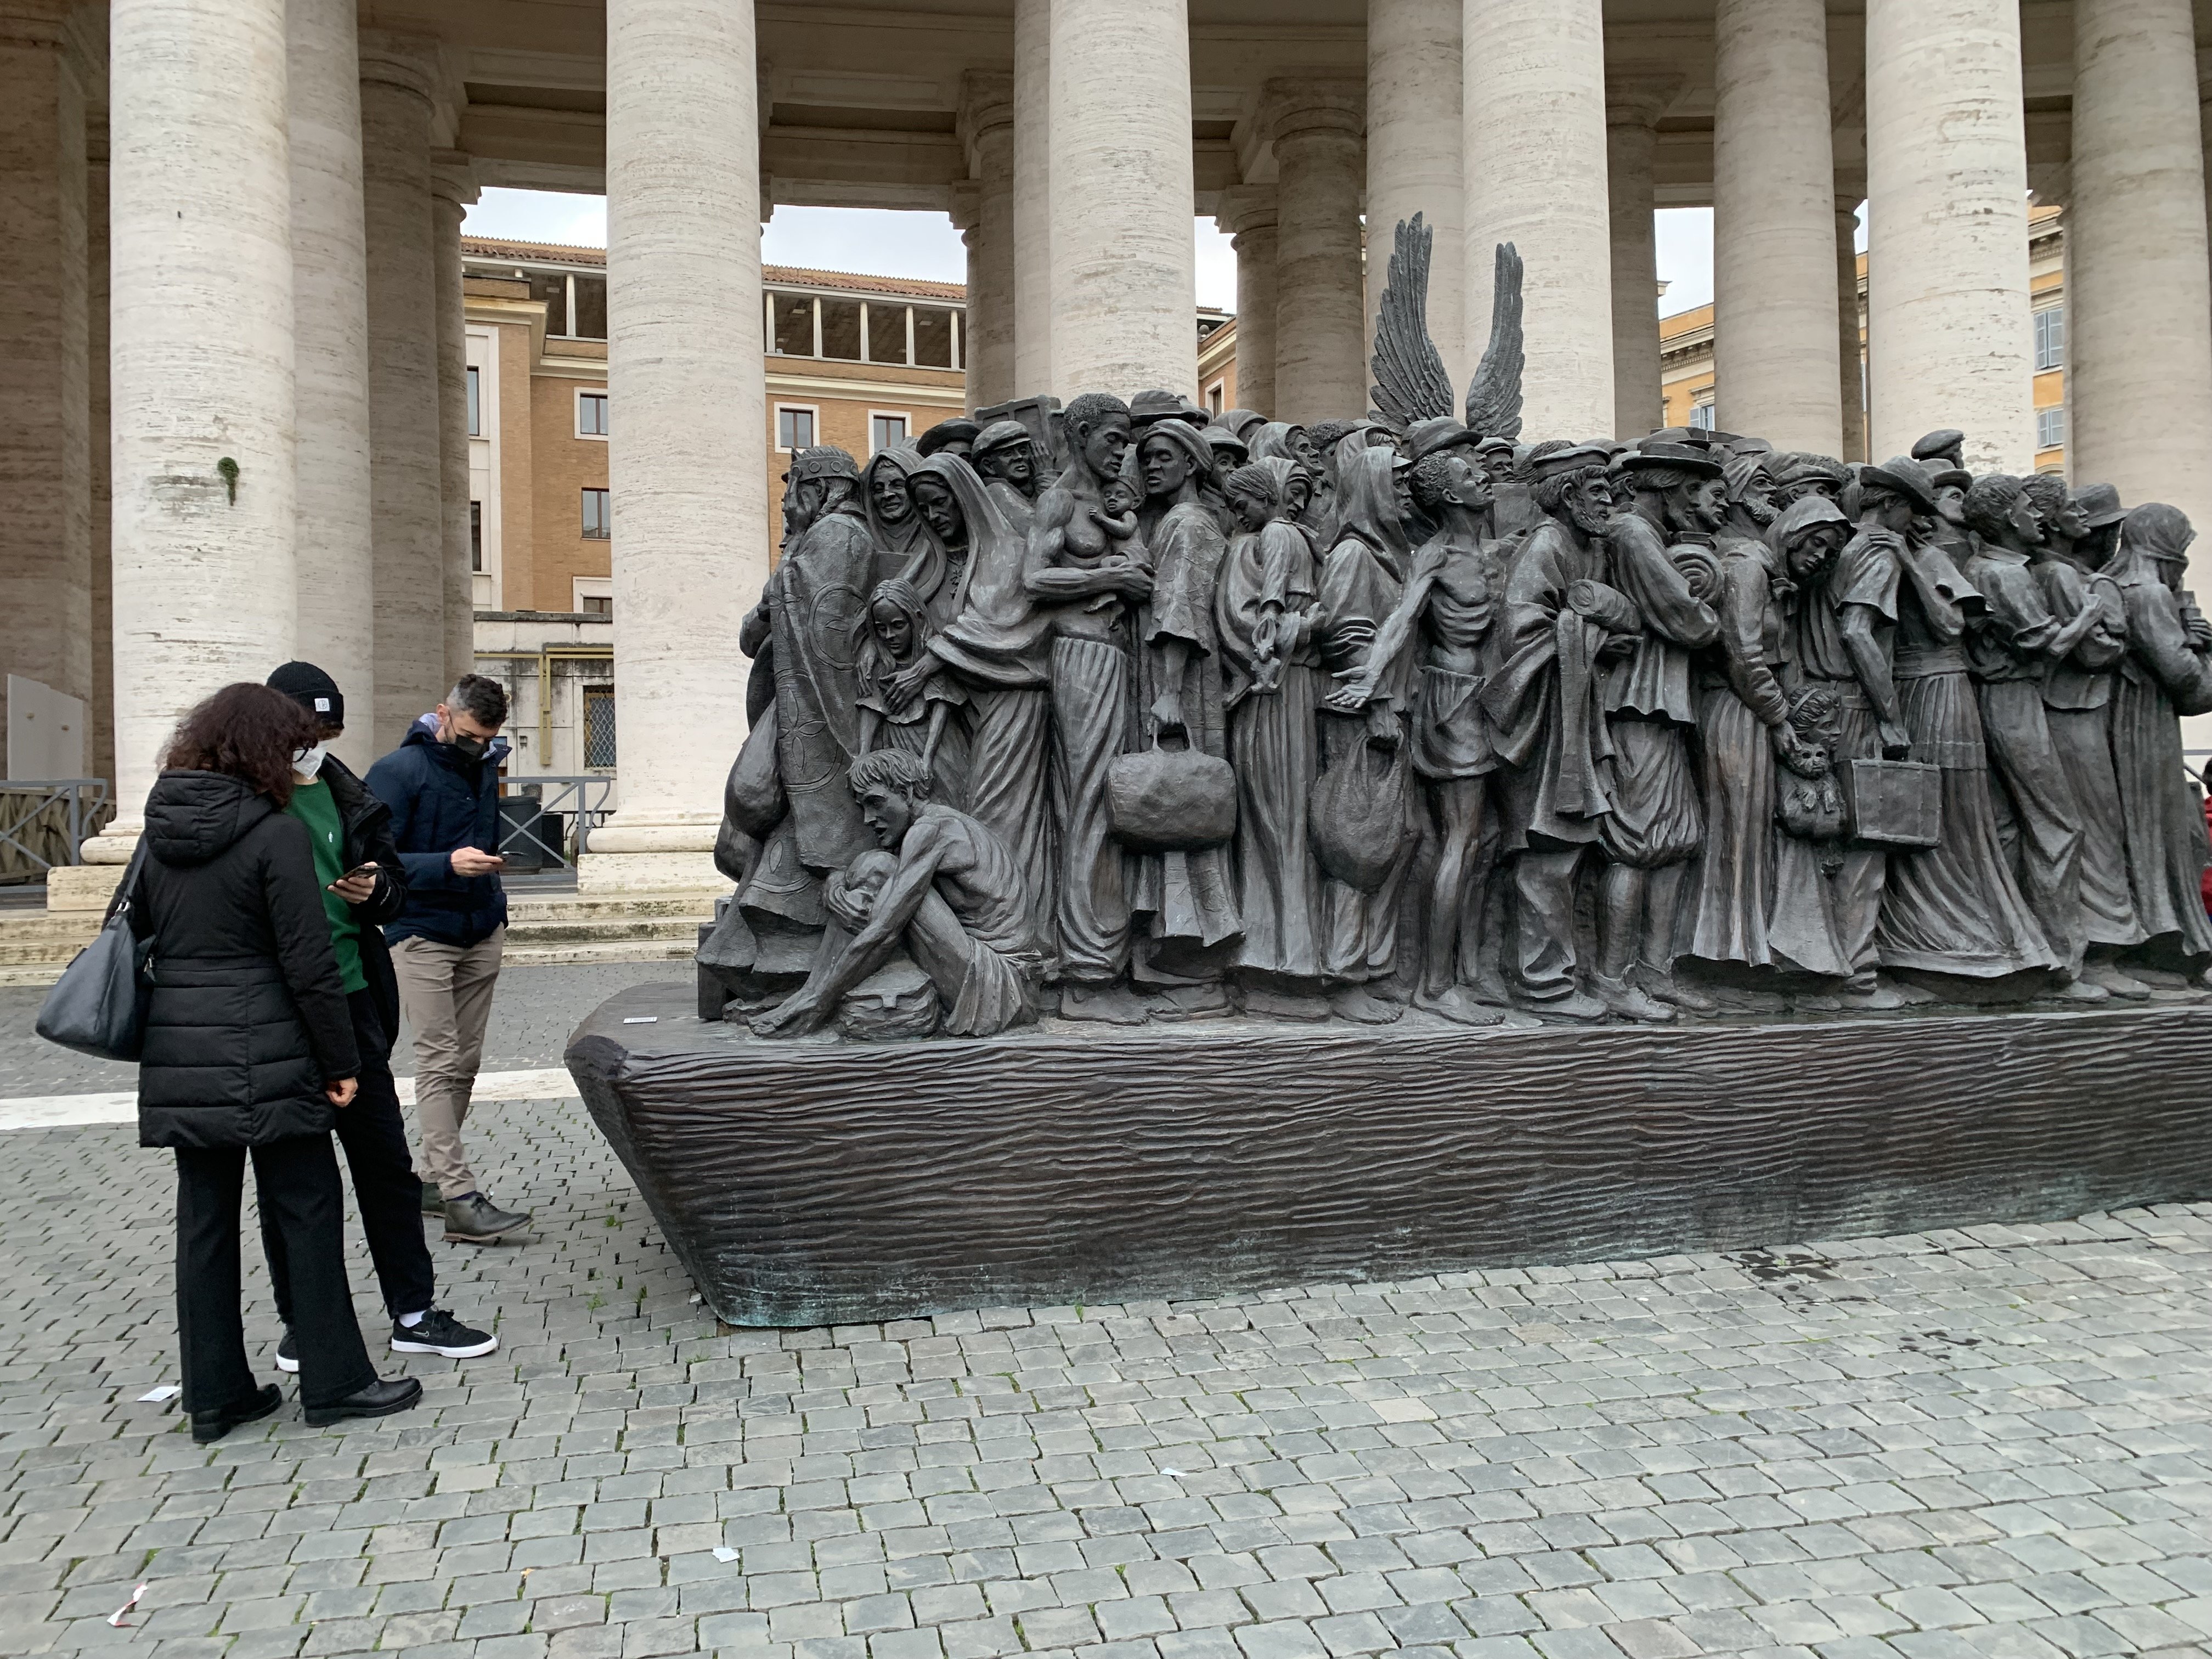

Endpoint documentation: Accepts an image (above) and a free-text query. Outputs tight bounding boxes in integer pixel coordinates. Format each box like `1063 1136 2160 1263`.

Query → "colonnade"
2 0 480 878
952 0 2212 533
14 0 2212 895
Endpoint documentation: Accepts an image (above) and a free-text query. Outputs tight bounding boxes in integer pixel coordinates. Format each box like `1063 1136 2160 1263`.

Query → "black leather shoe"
191 1383 281 1444
303 1375 422 1427
443 1192 531 1243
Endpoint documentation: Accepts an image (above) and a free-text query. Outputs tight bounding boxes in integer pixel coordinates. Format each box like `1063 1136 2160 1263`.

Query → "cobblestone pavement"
7 1082 2212 1659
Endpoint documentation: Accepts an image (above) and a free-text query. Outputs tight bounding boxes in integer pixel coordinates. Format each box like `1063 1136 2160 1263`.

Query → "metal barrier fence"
0 780 110 878
498 775 616 870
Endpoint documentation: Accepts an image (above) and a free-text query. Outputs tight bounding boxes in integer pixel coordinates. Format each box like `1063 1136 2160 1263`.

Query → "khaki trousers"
391 927 505 1199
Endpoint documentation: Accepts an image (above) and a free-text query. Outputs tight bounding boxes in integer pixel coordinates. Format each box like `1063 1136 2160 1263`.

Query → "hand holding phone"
450 846 506 877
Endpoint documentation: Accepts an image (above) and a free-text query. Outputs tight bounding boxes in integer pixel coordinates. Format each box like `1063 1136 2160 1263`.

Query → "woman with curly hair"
128 682 421 1441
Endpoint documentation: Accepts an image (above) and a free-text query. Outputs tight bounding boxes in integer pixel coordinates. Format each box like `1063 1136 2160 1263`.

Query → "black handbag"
35 843 153 1062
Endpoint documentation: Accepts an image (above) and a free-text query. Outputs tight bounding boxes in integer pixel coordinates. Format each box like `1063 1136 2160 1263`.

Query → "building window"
820 299 863 362
870 414 909 454
466 365 481 436
773 294 815 356
581 594 612 617
2037 406 2066 451
913 306 955 369
529 270 569 334
578 391 610 438
582 487 611 539
572 275 607 341
1206 381 1226 416
776 406 816 450
2034 305 2066 371
1688 400 1716 432
470 501 483 572
583 686 618 770
867 303 909 365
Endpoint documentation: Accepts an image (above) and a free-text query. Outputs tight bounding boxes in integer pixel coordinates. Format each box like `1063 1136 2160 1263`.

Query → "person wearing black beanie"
263 664 498 1368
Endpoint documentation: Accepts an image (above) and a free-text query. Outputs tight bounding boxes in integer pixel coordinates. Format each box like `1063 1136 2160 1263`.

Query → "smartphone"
326 864 379 890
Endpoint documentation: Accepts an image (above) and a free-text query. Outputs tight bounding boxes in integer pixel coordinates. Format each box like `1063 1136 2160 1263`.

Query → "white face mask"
292 741 329 781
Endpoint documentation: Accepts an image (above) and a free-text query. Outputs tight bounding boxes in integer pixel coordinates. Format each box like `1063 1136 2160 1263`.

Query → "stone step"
501 939 698 967
0 913 104 946
505 892 721 923
0 888 722 979
504 917 704 945
0 932 101 967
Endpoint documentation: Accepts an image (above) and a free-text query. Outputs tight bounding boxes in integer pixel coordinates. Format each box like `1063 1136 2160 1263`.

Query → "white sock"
398 1310 426 1328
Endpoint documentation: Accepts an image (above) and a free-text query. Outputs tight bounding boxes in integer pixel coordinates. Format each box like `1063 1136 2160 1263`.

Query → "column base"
577 813 729 895
48 863 126 912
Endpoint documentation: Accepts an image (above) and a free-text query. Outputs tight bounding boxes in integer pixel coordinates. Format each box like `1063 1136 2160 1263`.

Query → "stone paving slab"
4 1080 2212 1659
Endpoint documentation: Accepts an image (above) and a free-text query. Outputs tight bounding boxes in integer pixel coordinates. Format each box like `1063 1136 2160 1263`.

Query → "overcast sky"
465 187 1834 323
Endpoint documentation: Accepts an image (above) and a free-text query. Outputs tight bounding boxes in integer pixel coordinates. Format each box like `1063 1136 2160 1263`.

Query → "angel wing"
1369 213 1455 427
1464 241 1525 441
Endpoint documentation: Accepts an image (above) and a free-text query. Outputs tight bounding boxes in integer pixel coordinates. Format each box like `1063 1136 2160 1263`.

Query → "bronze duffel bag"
1107 741 1238 852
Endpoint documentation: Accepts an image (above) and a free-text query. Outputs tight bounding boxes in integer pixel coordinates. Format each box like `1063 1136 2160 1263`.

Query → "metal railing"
0 779 111 877
498 775 616 870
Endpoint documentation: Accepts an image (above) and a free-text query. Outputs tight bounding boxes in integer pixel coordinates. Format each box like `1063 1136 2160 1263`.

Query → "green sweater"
284 778 368 995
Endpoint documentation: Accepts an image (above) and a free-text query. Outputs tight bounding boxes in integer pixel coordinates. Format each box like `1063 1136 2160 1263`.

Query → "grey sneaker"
443 1192 531 1244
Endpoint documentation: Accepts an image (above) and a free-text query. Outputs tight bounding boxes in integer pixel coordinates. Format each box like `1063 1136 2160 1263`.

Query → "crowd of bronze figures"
706 390 2212 1041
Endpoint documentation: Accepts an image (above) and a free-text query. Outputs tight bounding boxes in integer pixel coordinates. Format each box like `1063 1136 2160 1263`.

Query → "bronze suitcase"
1846 757 1942 849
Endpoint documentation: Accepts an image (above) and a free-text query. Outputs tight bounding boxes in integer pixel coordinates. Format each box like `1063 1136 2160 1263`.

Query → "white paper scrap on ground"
108 1585 148 1626
137 1385 181 1403
623 1016 658 1024
0 1068 580 1132
713 1547 740 1562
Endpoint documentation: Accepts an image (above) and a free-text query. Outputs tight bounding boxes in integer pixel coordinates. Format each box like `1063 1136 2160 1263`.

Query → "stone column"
1216 185 1279 420
1837 195 1866 461
2202 54 2212 361
958 73 1016 411
587 0 769 893
92 0 295 862
1366 0 1462 385
1864 0 2033 472
359 36 445 742
1463 0 1613 439
88 117 112 790
1013 0 1051 395
1049 0 1195 397
2069 0 2212 544
289 0 374 767
0 11 93 752
1711 0 1842 455
1605 78 1671 439
1265 80 1365 426
432 156 477 692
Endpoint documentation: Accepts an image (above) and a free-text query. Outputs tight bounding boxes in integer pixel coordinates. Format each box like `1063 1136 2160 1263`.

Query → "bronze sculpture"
703 229 2212 1041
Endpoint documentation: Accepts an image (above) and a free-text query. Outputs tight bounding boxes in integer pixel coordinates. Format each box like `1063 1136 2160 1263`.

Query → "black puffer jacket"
128 771 362 1148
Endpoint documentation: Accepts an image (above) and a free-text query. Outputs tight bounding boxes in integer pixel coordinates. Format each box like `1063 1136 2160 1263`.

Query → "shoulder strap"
101 837 151 927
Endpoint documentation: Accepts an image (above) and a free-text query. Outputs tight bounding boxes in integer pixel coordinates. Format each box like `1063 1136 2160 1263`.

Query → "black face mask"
448 732 490 761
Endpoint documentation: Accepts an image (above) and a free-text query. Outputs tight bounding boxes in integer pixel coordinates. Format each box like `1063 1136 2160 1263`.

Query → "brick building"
458 236 970 780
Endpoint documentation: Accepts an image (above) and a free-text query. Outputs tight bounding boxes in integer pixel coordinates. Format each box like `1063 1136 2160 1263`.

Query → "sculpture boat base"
566 983 2212 1327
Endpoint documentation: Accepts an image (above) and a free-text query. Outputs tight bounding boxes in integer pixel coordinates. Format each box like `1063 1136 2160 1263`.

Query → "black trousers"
174 1134 377 1412
262 989 435 1325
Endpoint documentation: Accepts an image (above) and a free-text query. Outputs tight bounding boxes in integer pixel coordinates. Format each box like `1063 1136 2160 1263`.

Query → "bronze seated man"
752 750 1045 1041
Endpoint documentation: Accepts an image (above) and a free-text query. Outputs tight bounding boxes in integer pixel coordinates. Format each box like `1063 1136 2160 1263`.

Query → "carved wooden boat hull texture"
566 984 2212 1327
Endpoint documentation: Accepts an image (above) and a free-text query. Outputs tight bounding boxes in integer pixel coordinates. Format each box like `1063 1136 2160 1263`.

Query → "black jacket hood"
144 771 280 867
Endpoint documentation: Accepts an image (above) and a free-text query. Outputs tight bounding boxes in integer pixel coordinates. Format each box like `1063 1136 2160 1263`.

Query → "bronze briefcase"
1846 757 1942 849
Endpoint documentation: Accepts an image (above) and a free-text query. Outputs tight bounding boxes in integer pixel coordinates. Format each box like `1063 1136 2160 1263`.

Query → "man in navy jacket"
366 674 531 1243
